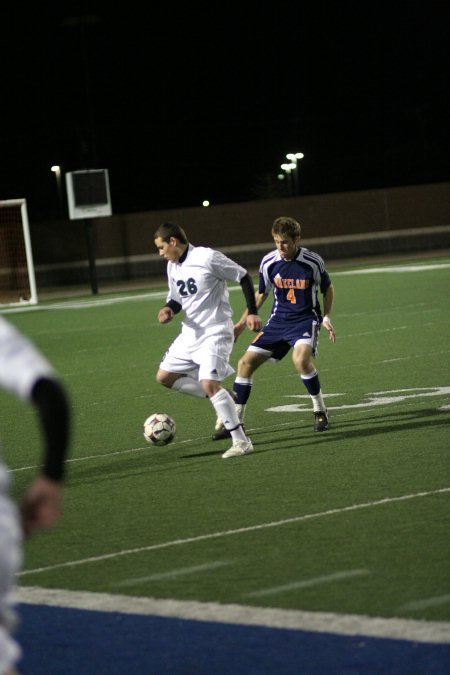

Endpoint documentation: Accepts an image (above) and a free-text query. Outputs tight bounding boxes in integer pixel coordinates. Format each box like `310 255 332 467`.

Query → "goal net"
0 199 38 306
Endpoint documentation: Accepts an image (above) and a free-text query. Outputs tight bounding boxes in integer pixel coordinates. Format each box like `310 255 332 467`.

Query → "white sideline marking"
14 586 450 644
333 263 450 275
0 290 167 313
19 487 450 576
243 569 370 598
114 561 230 587
2 262 449 315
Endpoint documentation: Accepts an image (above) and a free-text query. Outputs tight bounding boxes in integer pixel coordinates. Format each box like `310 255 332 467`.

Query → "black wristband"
240 273 258 315
165 300 182 314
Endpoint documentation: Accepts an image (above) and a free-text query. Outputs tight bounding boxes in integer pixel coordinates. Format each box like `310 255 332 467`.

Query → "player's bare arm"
322 284 336 342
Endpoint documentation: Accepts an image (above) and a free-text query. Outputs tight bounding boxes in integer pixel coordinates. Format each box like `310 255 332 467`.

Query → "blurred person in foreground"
0 315 70 675
154 222 262 458
213 216 336 447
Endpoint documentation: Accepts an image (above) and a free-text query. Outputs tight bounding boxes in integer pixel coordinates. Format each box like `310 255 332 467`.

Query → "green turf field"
2 257 449 625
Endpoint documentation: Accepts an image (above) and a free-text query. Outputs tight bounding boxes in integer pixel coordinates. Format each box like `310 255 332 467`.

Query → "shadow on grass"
68 407 449 477
68 445 224 483
192 406 450 456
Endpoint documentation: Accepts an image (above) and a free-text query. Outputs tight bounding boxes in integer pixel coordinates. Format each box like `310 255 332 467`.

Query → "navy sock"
234 381 252 404
301 371 321 396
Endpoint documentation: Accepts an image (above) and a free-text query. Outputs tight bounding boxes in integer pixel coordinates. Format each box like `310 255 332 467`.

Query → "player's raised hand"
322 316 336 342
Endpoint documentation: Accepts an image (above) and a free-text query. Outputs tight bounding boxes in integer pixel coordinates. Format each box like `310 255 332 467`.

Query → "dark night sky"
1 1 449 222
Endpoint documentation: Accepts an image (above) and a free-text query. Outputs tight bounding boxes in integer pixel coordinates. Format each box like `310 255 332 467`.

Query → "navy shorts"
248 316 320 361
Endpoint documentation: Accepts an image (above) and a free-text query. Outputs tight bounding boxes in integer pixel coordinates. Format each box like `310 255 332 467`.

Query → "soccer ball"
143 413 176 446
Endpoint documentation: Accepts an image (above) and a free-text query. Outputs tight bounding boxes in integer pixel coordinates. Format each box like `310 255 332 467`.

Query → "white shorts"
0 492 23 673
159 321 235 382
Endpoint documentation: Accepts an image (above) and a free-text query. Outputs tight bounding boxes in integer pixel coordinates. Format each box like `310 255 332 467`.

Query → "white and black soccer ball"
143 412 176 446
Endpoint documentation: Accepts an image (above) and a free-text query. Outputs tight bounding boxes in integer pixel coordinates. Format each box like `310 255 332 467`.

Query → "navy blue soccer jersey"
259 247 332 323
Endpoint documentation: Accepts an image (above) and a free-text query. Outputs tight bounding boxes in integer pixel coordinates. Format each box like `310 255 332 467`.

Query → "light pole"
280 162 296 196
286 152 304 195
51 165 63 217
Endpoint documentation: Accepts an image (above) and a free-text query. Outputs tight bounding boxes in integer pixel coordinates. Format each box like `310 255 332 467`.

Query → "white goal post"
0 199 38 306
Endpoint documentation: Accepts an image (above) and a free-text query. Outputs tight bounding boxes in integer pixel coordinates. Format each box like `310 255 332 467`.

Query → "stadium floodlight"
281 162 296 173
286 152 304 161
0 199 38 306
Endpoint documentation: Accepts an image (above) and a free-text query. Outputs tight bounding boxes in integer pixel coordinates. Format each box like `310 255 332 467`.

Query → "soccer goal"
0 199 38 306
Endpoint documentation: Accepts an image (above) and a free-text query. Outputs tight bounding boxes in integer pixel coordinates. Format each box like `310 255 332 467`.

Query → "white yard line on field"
18 487 450 576
243 569 370 598
400 594 450 611
113 561 231 587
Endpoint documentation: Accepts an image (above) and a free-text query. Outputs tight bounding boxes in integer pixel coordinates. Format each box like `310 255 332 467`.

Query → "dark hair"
154 222 189 244
271 216 301 240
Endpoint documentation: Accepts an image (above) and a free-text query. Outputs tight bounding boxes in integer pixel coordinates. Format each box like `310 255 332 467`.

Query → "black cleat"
314 410 329 432
212 427 232 441
212 421 246 441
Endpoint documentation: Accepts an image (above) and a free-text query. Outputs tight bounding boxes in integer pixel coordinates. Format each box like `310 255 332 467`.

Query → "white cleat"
222 438 254 459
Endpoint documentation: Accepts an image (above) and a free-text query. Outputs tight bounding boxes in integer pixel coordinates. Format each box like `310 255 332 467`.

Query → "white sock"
311 392 326 412
210 389 247 442
171 376 206 397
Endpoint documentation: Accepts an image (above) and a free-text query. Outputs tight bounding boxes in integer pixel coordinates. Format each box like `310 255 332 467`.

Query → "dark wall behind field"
30 182 450 287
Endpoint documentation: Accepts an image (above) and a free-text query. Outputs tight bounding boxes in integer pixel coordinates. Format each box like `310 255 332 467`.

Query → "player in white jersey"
212 216 336 444
0 315 70 675
154 223 262 458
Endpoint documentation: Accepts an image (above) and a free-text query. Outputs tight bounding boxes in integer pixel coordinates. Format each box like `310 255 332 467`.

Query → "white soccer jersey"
0 316 56 491
166 245 247 329
0 316 55 402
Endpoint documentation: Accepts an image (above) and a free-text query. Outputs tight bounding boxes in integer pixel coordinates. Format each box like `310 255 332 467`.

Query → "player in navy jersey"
213 216 336 444
0 315 70 675
154 223 262 458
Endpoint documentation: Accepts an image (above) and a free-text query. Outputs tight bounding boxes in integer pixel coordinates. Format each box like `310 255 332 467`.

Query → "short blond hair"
272 217 301 240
